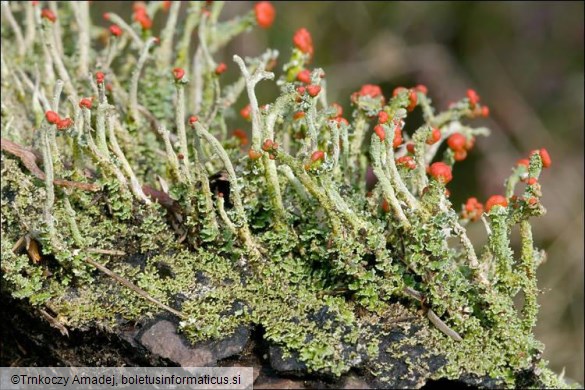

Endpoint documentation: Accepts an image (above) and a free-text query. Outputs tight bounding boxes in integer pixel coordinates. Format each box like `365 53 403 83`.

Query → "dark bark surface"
1 292 546 389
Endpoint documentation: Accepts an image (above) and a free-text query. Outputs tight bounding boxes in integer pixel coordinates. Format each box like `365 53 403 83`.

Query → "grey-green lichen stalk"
0 2 571 388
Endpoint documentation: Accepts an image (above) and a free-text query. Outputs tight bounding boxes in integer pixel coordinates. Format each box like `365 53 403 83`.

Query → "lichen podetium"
0 2 572 387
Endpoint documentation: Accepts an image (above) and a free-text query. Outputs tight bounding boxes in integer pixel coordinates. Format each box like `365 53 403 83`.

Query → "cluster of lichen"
0 2 571 387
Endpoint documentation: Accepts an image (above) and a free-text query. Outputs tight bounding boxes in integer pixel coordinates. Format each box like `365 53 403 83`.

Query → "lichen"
0 2 576 388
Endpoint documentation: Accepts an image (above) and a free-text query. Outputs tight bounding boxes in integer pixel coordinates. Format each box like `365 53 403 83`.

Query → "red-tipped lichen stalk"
193 122 261 263
129 37 158 124
172 68 194 184
71 2 91 77
158 1 181 71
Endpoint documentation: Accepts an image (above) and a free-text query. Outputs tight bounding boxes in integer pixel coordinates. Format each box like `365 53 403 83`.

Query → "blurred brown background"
95 1 584 384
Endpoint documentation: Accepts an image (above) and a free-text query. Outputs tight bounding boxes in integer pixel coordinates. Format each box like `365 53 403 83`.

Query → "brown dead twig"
84 257 187 320
39 308 69 337
1 137 180 212
1 138 98 192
